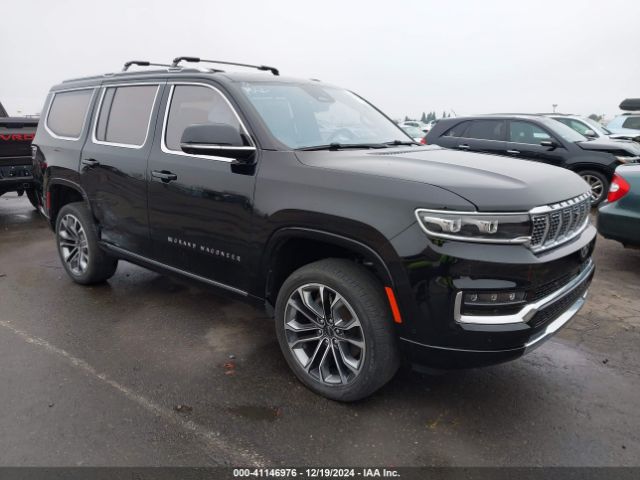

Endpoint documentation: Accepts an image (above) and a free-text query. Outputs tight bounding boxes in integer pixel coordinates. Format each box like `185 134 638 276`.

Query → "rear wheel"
55 202 118 285
579 170 609 206
275 258 399 402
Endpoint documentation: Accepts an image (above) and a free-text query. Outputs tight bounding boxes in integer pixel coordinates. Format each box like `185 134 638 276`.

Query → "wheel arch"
47 179 90 229
259 227 398 310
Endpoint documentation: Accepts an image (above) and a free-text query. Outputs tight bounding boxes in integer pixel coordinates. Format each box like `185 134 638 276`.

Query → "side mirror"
180 124 256 163
540 140 559 149
584 129 597 138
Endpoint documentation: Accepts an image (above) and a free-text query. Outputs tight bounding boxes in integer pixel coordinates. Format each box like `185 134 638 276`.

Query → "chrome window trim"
91 82 161 149
454 259 594 325
160 82 255 164
43 87 96 141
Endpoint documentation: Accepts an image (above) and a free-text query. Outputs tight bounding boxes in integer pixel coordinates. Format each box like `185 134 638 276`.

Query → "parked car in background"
399 120 425 130
400 125 424 142
425 114 640 205
32 57 596 401
607 99 640 139
0 101 39 208
597 165 640 248
545 113 638 142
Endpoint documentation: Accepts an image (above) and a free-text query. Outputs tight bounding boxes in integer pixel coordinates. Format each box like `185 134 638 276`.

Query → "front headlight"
415 209 531 244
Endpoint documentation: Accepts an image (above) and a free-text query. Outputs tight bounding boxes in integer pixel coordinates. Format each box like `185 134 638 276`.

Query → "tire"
275 258 400 402
26 189 39 210
578 170 609 206
55 202 118 285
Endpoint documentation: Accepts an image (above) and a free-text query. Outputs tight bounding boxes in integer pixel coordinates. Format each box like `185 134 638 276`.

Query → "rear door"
80 81 165 255
506 120 567 166
454 119 507 155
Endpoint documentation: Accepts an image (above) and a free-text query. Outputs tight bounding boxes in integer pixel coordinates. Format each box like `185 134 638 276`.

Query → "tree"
420 112 427 123
588 113 603 123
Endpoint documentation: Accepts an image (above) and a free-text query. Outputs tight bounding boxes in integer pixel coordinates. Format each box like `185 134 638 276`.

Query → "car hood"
295 146 589 211
577 138 640 156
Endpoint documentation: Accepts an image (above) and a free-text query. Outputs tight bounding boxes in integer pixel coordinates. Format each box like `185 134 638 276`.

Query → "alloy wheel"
284 283 366 386
582 174 604 203
58 214 90 276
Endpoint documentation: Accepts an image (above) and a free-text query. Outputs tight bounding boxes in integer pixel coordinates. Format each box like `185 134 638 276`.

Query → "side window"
443 121 471 137
622 117 640 130
464 120 505 140
95 85 158 146
509 121 552 144
164 85 241 151
46 89 94 139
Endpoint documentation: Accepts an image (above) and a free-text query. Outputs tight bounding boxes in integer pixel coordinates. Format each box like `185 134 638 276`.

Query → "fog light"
463 291 525 305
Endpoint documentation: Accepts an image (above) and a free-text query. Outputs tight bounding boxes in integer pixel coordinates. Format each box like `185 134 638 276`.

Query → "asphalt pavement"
0 192 638 466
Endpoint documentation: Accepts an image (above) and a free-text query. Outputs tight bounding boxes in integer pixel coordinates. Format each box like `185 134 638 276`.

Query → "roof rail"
122 60 173 72
171 56 279 76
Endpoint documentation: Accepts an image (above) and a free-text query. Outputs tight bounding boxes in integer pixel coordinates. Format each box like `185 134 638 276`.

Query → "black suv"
425 114 640 205
32 58 596 401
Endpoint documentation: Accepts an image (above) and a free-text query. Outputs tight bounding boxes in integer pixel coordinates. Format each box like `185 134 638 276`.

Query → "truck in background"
0 101 39 208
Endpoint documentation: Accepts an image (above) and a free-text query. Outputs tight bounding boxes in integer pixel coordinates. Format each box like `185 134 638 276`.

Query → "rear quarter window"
46 89 94 139
443 121 471 137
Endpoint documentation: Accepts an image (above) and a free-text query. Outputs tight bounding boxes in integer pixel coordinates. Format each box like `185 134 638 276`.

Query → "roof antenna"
171 56 280 76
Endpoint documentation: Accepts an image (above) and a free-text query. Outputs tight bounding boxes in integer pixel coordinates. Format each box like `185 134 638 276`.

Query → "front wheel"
579 170 609 206
275 259 399 402
55 202 118 285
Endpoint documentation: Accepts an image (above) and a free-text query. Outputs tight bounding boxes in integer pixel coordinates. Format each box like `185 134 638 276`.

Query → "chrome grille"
529 193 591 252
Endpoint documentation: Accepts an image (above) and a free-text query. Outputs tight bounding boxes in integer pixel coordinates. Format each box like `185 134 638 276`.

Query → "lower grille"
528 270 579 303
528 273 591 328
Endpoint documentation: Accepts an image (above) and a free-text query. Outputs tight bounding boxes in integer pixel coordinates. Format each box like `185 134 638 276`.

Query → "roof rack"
122 60 173 72
171 56 279 76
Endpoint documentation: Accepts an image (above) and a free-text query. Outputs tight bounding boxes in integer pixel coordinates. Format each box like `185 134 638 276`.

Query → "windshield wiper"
297 143 388 151
383 140 419 146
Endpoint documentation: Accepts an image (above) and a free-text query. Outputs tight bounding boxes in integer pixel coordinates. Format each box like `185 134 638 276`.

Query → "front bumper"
389 222 597 369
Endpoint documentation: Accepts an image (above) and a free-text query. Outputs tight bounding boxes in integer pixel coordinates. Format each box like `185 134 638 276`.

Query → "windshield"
583 117 611 135
238 81 412 149
541 117 587 142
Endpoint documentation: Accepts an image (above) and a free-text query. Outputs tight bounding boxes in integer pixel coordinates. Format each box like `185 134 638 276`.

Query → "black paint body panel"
32 70 597 370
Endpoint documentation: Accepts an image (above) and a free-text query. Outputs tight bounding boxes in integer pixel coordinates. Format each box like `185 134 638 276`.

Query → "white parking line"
0 319 267 467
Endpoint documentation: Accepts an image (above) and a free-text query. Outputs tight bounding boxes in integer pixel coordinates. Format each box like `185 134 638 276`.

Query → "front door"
80 82 164 254
506 120 567 166
146 82 257 293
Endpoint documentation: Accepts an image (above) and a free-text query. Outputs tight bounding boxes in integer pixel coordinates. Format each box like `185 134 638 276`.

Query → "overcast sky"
3 0 639 120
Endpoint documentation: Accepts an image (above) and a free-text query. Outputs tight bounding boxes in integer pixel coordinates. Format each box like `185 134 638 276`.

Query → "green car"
597 164 640 247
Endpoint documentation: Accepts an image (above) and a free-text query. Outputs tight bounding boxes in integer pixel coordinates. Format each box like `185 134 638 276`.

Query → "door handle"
81 158 100 167
506 150 520 155
458 144 470 150
151 170 178 182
